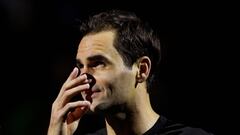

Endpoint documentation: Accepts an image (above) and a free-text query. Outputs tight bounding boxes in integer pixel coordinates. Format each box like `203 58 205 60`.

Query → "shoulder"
84 128 106 135
84 116 214 135
162 124 213 135
145 115 214 135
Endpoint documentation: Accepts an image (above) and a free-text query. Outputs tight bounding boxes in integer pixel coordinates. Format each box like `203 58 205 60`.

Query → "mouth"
85 89 93 103
85 89 101 103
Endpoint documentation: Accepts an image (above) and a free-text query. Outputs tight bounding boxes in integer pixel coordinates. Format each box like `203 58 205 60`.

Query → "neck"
104 88 159 135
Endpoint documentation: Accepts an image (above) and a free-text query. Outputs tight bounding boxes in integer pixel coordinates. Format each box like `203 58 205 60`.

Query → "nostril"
84 73 96 89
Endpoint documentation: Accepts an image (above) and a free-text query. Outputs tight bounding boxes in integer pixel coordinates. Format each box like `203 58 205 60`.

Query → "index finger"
58 67 79 96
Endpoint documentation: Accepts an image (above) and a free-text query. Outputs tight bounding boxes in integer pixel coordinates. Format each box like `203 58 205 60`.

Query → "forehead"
76 31 120 61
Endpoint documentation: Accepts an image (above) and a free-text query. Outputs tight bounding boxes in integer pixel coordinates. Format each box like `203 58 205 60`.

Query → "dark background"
0 0 234 135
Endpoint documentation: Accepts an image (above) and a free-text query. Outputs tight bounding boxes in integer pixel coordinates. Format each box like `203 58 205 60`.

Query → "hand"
48 67 91 135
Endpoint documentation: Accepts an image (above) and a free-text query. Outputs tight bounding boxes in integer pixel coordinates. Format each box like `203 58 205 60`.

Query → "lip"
91 90 101 98
85 90 93 102
92 89 101 92
84 89 101 101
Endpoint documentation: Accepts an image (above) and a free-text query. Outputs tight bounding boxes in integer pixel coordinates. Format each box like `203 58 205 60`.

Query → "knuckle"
63 90 71 97
65 103 72 109
61 84 67 90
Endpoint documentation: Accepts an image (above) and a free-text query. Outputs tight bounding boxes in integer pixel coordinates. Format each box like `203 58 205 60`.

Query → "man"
48 10 213 135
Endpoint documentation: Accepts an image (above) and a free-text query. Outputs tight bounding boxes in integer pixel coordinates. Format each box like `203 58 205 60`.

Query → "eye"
76 63 84 69
90 61 105 68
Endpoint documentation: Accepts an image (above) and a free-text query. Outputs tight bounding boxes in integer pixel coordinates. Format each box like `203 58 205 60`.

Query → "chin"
90 100 112 113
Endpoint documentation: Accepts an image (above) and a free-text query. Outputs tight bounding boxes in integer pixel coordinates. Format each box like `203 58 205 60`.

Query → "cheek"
108 71 135 96
94 68 135 97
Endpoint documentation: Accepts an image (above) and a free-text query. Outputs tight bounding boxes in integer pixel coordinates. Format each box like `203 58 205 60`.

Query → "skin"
48 30 159 135
76 30 137 112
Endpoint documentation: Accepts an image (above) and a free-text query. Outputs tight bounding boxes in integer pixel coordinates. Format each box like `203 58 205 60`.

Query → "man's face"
76 31 137 112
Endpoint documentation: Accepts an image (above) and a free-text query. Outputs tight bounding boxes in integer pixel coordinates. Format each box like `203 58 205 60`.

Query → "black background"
0 0 234 135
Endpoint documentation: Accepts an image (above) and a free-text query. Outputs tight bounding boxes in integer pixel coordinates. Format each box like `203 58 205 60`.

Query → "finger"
59 101 91 122
66 106 89 124
64 73 89 91
59 83 90 108
57 67 79 97
66 67 79 83
57 69 87 99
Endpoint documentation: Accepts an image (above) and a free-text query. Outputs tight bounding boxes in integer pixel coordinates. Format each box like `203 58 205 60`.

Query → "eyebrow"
76 54 111 65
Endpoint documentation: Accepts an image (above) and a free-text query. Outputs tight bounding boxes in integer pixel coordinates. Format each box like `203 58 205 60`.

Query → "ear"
136 56 151 83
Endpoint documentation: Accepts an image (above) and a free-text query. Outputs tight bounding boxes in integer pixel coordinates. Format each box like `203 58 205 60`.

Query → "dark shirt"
85 116 213 135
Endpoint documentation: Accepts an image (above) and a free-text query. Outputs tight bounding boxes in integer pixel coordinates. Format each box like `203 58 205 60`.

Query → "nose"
83 73 96 89
79 68 95 87
78 67 96 88
79 66 88 76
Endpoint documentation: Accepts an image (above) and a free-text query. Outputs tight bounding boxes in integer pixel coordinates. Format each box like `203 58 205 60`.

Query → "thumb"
66 105 90 124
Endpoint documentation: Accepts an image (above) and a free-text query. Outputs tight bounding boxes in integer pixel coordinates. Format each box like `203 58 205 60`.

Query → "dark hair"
79 10 161 92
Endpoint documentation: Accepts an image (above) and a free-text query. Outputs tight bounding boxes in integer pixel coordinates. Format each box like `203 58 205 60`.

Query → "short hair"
79 10 161 92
